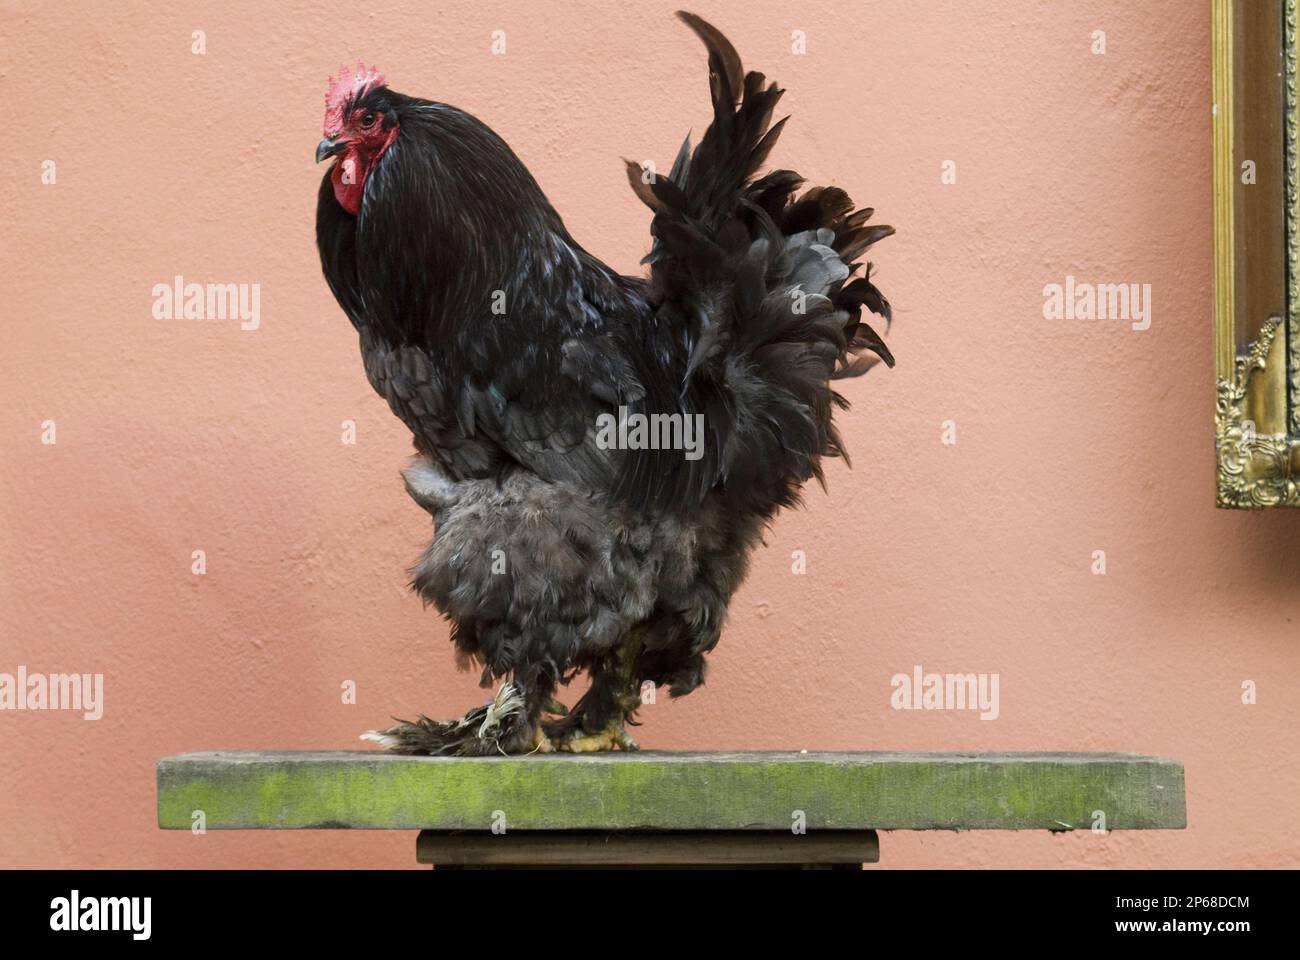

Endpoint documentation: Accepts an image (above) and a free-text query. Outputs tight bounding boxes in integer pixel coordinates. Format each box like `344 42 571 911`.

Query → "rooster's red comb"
324 62 386 135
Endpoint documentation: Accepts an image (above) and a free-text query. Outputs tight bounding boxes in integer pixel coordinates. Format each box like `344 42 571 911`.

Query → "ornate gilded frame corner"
1214 0 1300 507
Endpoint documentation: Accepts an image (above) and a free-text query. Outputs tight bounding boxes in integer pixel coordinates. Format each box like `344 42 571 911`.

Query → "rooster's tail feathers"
619 12 894 515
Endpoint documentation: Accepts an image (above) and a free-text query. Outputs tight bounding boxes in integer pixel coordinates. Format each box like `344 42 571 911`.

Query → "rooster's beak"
316 138 345 163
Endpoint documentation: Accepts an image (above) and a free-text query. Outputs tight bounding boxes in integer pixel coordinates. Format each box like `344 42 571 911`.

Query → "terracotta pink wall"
3 0 1297 868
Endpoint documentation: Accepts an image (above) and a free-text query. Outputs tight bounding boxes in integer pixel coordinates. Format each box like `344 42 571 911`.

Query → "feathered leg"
546 634 643 752
362 671 557 756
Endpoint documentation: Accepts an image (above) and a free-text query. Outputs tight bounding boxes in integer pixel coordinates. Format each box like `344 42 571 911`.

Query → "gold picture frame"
1214 0 1300 506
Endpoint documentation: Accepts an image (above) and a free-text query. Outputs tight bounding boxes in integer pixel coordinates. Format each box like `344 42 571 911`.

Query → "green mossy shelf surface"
157 751 1186 832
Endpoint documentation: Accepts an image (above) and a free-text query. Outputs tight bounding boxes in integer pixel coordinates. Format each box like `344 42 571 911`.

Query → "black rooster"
316 13 894 754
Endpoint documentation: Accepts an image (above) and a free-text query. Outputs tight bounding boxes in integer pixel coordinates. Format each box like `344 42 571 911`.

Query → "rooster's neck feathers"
330 95 624 354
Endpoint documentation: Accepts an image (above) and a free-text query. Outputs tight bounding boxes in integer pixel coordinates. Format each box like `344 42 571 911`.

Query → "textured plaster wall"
2 0 1297 868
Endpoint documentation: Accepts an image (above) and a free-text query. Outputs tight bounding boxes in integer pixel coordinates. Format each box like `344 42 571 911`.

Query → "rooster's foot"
552 720 639 753
527 723 554 754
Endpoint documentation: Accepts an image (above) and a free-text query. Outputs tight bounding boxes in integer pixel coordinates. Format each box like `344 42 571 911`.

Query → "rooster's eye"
360 111 377 128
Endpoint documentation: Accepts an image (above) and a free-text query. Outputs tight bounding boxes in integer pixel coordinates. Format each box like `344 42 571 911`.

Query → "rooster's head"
316 63 398 215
